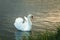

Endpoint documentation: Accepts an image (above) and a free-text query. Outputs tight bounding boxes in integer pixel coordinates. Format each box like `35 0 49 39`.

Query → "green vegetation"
55 26 60 40
28 32 56 40
22 25 60 40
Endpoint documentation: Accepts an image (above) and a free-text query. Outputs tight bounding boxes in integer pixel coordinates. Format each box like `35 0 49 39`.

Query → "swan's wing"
24 16 28 21
14 17 23 30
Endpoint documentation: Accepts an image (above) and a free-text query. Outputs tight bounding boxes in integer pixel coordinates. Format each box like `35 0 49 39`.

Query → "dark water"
0 29 31 40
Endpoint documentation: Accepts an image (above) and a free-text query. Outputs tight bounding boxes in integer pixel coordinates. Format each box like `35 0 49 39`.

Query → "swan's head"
27 14 33 19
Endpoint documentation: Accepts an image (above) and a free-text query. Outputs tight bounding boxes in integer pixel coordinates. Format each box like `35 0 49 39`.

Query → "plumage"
14 14 33 31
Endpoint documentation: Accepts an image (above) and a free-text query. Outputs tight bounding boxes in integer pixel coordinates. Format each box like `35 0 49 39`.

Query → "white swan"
14 14 33 31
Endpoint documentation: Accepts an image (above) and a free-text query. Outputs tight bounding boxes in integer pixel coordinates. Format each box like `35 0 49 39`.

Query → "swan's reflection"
15 31 31 40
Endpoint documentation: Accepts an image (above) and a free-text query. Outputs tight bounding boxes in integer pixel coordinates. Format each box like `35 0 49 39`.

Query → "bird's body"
14 14 33 31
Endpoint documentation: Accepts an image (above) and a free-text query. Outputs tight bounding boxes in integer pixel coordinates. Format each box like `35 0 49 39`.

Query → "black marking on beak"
31 16 33 19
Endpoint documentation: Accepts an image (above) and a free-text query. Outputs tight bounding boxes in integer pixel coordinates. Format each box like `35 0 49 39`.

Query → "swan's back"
15 17 23 23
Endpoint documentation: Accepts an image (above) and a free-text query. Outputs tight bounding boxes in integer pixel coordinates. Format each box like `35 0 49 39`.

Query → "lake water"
0 0 60 40
0 15 57 40
0 23 45 40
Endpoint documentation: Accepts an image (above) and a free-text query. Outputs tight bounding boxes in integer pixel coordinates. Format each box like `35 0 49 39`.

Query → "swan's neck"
27 17 32 25
27 16 31 21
